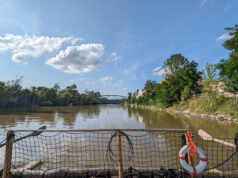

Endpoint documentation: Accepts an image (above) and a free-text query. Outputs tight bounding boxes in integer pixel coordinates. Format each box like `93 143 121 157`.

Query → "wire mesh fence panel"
2 129 238 177
192 134 238 177
12 131 116 177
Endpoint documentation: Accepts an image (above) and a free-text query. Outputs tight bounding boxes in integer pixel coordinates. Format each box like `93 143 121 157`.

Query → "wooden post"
3 130 15 178
185 134 193 166
181 134 188 162
185 133 194 178
116 131 123 178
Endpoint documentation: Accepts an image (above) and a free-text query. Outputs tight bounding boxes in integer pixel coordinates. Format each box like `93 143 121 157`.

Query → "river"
0 104 237 139
0 104 237 173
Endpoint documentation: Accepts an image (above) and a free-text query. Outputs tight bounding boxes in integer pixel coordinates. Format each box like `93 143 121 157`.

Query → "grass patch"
172 94 238 118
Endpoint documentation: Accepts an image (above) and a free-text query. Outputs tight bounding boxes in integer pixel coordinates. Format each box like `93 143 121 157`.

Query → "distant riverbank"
0 78 124 108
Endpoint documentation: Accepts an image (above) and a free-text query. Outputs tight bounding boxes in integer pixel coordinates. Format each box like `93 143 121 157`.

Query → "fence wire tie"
0 131 15 148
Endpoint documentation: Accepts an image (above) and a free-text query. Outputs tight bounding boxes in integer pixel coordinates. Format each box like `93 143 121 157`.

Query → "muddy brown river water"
0 104 237 139
0 104 238 172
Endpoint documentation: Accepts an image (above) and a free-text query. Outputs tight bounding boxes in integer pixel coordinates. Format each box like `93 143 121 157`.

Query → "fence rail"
12 128 190 132
1 128 238 178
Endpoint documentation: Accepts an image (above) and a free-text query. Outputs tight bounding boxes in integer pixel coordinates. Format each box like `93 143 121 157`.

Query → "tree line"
0 78 106 108
128 24 238 108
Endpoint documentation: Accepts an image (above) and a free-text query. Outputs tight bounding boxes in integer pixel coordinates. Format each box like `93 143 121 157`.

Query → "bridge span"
99 95 127 104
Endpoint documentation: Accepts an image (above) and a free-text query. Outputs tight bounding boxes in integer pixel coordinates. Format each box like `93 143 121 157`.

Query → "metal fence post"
116 131 123 178
3 130 15 178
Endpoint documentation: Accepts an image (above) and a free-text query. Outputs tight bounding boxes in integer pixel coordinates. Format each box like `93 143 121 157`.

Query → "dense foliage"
217 24 238 104
0 78 103 108
128 24 238 109
131 54 201 107
157 55 201 107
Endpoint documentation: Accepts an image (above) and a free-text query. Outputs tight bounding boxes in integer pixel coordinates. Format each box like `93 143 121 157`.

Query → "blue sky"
0 0 237 95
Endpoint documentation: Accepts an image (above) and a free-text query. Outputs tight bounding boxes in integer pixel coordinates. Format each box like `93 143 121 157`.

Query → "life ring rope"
178 131 207 175
178 156 185 160
200 158 208 162
192 166 197 175
178 156 208 162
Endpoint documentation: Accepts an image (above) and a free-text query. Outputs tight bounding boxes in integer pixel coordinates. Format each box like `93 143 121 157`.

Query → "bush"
181 86 192 102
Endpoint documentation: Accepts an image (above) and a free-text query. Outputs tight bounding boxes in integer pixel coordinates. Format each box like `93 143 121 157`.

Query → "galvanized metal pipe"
12 128 189 133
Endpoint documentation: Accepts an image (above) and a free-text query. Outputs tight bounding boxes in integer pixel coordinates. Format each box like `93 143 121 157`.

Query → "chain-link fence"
1 129 238 177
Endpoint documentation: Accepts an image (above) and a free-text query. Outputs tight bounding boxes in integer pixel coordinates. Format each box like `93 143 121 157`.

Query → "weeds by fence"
1 129 238 177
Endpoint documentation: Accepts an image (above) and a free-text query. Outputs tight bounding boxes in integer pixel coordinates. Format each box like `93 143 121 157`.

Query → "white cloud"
223 3 231 11
98 76 112 84
106 52 119 62
152 66 166 77
131 64 138 70
46 44 104 74
0 34 22 51
120 63 138 76
79 77 87 81
200 0 209 6
121 69 129 75
113 79 123 87
0 34 81 62
123 87 129 91
216 33 233 41
86 81 95 85
69 80 75 83
153 66 162 72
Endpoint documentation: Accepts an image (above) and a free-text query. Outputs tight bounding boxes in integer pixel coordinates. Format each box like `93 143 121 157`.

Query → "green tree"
203 63 217 82
59 84 80 106
155 54 200 107
202 63 217 94
143 80 157 104
163 54 189 76
223 24 238 51
181 85 192 102
128 92 132 104
131 95 136 104
217 24 238 104
144 80 157 90
155 82 174 107
202 63 218 108
0 78 105 108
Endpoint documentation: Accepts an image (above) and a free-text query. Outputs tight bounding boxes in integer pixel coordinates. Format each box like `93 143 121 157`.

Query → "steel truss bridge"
100 95 127 104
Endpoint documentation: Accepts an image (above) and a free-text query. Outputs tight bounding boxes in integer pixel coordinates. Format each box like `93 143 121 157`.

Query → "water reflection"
1 104 238 170
0 104 238 139
129 106 238 138
132 107 185 129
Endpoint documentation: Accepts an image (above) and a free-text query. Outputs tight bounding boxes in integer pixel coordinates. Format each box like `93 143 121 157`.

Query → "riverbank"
129 101 238 125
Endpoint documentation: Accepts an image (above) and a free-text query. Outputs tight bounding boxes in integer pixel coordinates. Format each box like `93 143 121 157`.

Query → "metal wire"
2 129 238 177
204 150 238 171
